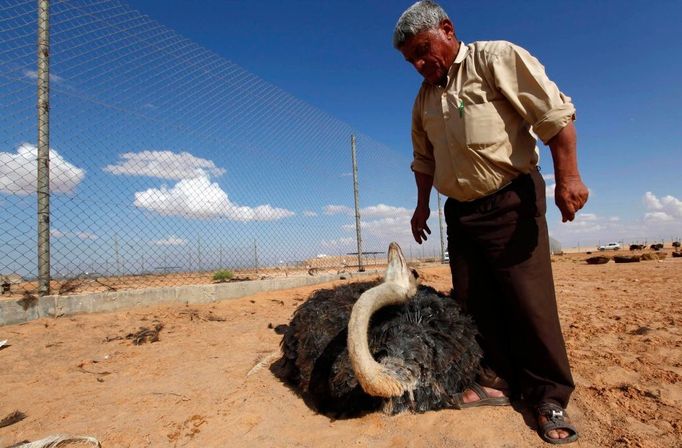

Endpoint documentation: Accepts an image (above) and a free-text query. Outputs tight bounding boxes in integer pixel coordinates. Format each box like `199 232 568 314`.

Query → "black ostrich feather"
271 281 482 417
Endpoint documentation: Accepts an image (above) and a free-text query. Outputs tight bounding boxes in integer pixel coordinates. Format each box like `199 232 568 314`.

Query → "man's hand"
555 176 588 222
411 205 431 244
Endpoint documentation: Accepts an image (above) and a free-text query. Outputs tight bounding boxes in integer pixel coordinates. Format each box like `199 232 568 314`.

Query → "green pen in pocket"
458 99 464 118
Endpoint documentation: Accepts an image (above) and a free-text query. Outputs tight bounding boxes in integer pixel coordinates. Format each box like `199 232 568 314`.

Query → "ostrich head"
384 241 419 295
347 242 420 398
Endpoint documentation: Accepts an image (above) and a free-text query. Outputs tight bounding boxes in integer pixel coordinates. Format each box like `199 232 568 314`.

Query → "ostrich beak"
384 242 417 292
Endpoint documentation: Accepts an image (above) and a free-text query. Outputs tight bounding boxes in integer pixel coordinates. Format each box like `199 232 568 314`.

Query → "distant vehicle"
442 251 450 263
598 242 621 251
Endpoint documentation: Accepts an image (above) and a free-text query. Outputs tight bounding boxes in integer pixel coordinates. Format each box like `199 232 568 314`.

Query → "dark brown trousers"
444 168 574 408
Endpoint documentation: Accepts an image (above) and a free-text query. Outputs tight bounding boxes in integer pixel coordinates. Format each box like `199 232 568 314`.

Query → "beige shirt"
411 40 576 201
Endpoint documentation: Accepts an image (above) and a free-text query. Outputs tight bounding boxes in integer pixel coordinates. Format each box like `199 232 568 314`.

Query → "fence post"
37 0 51 295
253 239 259 273
351 134 364 272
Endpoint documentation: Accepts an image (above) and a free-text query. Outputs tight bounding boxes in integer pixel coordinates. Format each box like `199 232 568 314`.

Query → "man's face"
400 21 457 85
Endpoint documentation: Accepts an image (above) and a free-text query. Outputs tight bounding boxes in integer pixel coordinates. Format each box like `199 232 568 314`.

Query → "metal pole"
351 134 364 272
253 239 259 273
114 234 120 275
37 0 51 295
197 236 202 271
437 192 445 261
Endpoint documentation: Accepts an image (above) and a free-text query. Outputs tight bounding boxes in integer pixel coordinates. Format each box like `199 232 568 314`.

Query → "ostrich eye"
411 269 420 279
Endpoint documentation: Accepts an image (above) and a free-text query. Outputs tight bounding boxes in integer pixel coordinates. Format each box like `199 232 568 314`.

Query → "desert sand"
0 251 681 447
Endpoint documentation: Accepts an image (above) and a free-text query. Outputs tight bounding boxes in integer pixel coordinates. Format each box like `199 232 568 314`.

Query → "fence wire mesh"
0 0 447 297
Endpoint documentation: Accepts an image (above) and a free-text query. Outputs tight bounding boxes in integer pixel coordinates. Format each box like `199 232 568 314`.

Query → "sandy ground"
0 251 681 448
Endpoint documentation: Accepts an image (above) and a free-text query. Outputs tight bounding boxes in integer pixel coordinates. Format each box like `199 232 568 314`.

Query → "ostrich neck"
347 282 414 398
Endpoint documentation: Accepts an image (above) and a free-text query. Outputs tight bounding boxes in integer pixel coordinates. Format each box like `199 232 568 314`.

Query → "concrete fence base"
0 271 378 326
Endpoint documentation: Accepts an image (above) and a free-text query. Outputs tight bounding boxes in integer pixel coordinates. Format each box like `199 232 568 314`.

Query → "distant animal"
672 241 681 248
272 242 482 417
629 244 645 251
650 243 664 251
586 256 610 265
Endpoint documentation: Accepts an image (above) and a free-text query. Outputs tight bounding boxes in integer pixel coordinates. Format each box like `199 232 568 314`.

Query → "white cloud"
338 206 441 249
0 143 85 195
152 235 187 246
74 231 98 240
545 182 556 199
643 192 682 219
303 210 318 217
543 172 556 198
323 203 412 219
104 150 225 180
51 229 98 240
361 204 412 219
644 211 674 222
134 173 294 221
324 204 354 216
320 237 354 249
552 212 606 236
643 192 662 210
23 69 63 84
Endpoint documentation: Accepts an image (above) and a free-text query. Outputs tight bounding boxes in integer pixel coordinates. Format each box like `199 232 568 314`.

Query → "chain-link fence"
0 0 448 297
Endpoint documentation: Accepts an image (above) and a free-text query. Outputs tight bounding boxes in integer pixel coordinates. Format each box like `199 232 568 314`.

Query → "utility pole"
351 134 364 272
253 239 259 273
197 236 202 271
114 234 121 275
37 0 51 295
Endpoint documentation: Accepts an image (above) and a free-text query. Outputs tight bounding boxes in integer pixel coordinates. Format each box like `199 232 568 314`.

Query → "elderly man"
393 1 588 444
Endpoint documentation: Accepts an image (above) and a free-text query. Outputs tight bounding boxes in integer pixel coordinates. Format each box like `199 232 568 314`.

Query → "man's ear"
440 19 455 39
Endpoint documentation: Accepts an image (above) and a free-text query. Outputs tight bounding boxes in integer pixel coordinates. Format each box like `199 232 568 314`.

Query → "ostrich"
272 242 482 417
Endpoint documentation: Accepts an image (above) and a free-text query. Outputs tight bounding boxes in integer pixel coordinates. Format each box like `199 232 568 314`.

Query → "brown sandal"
536 402 579 444
452 382 510 409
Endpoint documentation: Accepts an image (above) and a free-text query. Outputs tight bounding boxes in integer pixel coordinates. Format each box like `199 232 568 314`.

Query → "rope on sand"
9 435 101 448
246 351 280 378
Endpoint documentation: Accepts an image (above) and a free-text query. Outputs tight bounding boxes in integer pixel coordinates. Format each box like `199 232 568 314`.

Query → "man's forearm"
548 121 581 181
546 120 589 221
414 170 434 207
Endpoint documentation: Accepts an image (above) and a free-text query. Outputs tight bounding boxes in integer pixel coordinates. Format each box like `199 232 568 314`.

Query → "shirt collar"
442 42 468 87
453 41 469 64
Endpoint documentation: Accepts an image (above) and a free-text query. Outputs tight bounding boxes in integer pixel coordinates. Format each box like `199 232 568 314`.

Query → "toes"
547 429 569 440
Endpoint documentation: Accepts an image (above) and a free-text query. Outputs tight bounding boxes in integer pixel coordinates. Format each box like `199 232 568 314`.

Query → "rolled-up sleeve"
489 42 576 144
410 94 435 175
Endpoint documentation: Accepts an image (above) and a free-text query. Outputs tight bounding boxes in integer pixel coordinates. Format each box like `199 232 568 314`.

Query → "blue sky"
130 0 682 247
1 0 681 278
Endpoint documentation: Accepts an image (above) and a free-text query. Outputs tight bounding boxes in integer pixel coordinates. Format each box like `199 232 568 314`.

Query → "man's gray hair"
392 1 450 49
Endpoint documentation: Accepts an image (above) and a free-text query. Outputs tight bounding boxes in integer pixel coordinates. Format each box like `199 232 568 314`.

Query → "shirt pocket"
463 100 507 149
